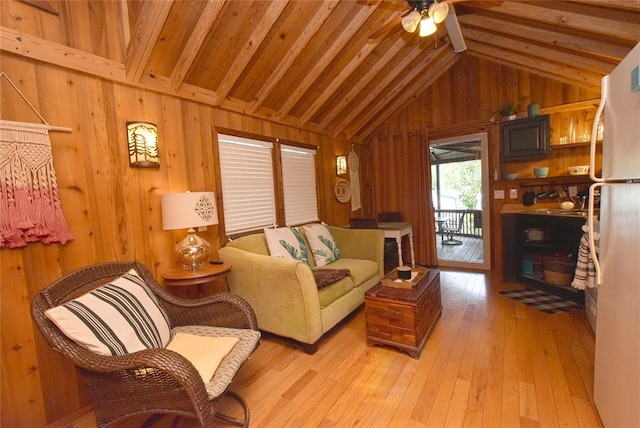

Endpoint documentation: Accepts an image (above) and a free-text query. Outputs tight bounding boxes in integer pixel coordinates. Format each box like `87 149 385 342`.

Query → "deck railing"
435 209 483 239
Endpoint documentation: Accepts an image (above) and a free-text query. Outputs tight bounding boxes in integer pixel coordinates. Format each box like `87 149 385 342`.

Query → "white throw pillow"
166 332 239 384
303 224 341 267
45 269 171 356
264 227 310 265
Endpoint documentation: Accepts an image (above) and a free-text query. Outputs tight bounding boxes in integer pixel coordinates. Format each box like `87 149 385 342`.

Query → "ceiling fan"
368 0 492 53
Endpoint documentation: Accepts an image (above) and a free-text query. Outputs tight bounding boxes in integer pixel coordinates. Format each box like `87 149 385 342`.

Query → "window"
281 145 319 225
218 134 276 234
217 133 318 236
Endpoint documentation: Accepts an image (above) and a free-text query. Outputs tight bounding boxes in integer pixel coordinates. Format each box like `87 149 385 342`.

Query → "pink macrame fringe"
0 187 73 248
1 121 73 249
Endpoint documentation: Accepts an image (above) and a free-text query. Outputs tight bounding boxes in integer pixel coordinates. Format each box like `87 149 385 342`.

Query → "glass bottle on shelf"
569 117 576 144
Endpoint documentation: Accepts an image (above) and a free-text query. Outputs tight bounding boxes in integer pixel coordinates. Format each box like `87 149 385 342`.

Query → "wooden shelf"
516 175 593 187
550 141 601 149
499 175 593 187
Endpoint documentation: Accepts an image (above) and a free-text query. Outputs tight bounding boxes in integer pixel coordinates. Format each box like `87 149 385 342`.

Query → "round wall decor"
334 179 351 203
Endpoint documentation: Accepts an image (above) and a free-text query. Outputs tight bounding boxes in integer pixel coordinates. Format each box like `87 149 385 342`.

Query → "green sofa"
218 226 384 353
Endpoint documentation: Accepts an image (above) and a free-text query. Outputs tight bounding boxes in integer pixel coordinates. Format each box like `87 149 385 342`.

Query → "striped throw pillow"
45 269 171 356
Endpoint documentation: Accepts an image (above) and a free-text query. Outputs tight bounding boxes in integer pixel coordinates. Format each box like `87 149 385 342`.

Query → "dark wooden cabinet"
501 212 585 303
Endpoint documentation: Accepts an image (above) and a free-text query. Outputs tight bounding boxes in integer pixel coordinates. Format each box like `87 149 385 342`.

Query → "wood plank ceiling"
126 0 640 141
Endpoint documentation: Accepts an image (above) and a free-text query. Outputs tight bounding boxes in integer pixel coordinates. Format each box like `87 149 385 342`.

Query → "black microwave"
501 114 551 160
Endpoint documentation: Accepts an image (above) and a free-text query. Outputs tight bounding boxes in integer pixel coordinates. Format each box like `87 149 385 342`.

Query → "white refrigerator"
588 41 640 427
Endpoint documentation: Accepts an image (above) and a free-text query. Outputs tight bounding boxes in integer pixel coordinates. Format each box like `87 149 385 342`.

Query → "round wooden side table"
162 262 231 298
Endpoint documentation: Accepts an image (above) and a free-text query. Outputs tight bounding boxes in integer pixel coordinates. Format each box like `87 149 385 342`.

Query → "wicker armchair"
31 261 260 427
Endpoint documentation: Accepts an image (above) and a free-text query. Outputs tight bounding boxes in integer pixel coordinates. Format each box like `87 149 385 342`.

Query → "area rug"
499 288 583 314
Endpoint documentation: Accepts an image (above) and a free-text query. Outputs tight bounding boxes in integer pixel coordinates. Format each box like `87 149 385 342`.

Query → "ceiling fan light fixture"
402 10 422 33
419 15 437 37
428 2 449 24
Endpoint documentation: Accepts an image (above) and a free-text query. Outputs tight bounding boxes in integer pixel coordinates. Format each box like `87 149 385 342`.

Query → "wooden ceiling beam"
466 41 602 91
125 0 173 83
299 29 382 126
169 0 225 91
1 25 126 82
485 2 640 41
215 0 289 104
332 39 429 136
319 37 408 130
276 0 380 120
462 27 617 75
351 47 459 139
248 0 339 114
575 0 640 12
458 14 631 61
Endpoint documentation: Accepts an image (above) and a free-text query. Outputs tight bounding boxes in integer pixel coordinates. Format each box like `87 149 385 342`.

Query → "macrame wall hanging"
1 72 73 248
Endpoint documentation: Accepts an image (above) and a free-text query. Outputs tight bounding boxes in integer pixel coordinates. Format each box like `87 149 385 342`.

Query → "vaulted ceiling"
125 0 640 141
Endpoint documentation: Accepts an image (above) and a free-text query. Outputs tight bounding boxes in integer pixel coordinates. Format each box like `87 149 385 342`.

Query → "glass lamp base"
175 229 211 270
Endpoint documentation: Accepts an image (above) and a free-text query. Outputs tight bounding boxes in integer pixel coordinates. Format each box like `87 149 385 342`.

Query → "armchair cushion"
264 227 311 265
173 325 261 398
303 223 341 267
44 269 171 356
166 332 239 384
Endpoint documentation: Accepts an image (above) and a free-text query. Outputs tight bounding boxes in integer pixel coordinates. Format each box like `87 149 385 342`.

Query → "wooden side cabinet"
365 268 441 358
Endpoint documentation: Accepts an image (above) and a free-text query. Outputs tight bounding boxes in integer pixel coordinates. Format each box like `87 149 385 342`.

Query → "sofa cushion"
44 269 172 356
264 227 310 265
317 276 354 308
325 258 379 287
303 224 341 267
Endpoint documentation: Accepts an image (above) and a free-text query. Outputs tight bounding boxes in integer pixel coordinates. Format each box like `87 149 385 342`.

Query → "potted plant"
499 102 519 120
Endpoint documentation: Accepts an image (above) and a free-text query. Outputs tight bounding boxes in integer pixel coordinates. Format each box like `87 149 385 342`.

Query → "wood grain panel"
0 1 614 425
0 54 352 427
365 55 602 270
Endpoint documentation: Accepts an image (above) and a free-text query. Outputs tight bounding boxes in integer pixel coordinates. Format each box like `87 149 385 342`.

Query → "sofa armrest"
218 246 323 344
328 226 385 279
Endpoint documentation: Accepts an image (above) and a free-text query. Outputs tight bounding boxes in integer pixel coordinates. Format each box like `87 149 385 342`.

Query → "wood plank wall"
0 3 355 426
364 55 600 271
1 2 602 426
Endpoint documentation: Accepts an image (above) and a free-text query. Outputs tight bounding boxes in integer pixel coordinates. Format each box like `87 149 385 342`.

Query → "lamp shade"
162 192 218 230
402 10 421 33
419 16 437 37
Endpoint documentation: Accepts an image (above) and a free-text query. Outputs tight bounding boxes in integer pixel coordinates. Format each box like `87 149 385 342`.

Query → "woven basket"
544 270 573 286
543 256 575 286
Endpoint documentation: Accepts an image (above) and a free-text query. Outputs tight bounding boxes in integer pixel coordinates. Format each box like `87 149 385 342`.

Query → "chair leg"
214 390 250 427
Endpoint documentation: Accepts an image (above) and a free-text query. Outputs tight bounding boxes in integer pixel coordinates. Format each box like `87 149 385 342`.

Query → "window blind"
281 144 319 225
218 134 276 234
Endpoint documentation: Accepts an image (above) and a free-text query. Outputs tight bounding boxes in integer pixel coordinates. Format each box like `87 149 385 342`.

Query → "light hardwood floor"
53 269 601 428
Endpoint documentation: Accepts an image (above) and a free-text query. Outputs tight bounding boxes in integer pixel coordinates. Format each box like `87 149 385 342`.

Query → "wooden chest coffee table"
365 267 441 358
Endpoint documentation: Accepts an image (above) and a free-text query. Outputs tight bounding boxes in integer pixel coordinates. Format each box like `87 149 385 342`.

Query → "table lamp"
162 191 218 270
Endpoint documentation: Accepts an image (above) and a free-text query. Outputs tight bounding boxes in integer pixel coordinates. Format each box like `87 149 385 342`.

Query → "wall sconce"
336 155 347 177
162 191 219 270
127 121 160 168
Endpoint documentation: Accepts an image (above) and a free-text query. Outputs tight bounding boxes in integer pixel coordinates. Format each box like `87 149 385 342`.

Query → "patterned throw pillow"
264 227 310 265
303 224 341 267
45 269 172 356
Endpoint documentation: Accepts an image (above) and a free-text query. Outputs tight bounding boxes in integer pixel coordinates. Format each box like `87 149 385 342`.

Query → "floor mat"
499 288 583 314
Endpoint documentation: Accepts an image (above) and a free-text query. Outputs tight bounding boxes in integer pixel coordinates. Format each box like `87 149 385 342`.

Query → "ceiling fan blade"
368 13 404 40
444 7 467 53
